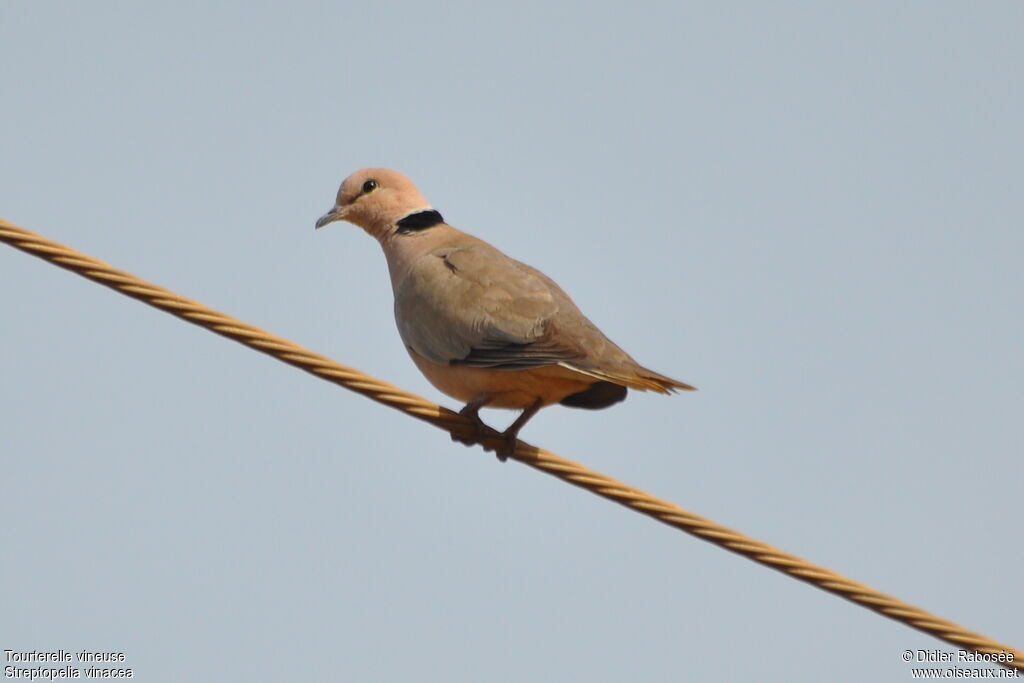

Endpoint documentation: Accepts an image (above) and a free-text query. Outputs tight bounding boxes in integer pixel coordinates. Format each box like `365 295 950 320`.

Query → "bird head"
315 168 433 242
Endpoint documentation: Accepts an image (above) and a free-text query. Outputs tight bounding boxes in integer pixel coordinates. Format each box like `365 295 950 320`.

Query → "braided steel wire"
2 218 1020 670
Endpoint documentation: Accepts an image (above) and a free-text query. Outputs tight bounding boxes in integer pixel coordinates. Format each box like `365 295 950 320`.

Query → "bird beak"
315 206 346 230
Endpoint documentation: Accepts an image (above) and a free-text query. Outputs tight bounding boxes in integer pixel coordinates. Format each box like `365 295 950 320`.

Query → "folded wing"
394 240 694 394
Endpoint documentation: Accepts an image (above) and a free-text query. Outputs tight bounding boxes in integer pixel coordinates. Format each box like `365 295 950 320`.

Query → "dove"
315 169 694 458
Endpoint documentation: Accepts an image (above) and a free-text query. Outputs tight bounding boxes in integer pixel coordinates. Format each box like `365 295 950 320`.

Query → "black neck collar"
396 209 444 234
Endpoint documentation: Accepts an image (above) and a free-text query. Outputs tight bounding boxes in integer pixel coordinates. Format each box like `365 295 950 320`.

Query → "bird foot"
451 403 488 446
451 395 539 462
450 405 516 462
489 431 517 462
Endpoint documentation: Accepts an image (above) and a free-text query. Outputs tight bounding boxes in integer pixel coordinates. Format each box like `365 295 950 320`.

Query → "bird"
315 169 695 458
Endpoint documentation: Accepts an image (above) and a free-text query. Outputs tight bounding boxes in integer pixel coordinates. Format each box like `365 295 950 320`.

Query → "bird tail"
625 366 697 393
558 362 696 394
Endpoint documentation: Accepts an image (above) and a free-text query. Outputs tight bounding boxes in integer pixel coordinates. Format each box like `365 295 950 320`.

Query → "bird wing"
393 240 693 392
394 241 576 366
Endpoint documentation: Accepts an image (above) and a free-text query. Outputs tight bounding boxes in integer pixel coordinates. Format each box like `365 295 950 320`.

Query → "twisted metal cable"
2 218 1020 670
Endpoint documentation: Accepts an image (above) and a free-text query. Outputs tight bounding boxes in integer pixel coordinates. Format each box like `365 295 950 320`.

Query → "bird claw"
492 436 515 462
450 429 483 447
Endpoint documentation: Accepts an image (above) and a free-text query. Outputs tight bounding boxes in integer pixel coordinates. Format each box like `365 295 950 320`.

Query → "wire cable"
2 218 1019 670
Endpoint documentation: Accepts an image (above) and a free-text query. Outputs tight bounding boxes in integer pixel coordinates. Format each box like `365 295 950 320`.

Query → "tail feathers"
558 362 696 394
634 367 697 393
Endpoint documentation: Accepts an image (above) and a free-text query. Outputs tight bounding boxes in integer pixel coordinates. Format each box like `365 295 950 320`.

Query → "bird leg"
452 392 493 448
493 398 543 461
452 395 543 462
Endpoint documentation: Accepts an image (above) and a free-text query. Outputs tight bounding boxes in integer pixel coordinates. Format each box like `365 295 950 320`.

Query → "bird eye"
361 180 378 194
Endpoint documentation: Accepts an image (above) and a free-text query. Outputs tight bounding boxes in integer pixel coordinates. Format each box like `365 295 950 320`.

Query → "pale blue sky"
2 2 1021 681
